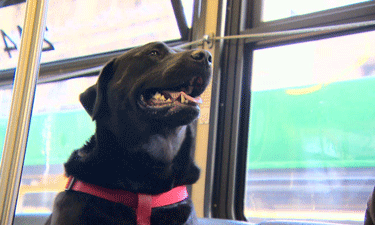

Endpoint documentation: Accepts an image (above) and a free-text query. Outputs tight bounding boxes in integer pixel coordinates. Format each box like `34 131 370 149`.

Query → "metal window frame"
247 0 375 47
171 0 190 40
205 0 249 220
206 0 375 221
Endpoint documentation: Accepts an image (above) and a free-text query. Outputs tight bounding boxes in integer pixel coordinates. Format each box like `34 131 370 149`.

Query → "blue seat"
197 218 344 224
13 214 254 225
13 214 255 225
13 214 345 225
198 218 255 224
256 221 344 225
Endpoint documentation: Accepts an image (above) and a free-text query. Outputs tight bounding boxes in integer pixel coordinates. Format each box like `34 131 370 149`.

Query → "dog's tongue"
164 91 203 104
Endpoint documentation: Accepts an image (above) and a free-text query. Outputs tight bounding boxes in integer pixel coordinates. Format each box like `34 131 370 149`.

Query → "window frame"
206 0 375 221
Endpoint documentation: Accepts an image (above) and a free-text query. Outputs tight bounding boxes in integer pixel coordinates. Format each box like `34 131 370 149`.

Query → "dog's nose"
191 50 212 65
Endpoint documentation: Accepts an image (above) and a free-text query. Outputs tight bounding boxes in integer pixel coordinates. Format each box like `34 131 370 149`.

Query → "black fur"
366 187 375 225
45 42 212 225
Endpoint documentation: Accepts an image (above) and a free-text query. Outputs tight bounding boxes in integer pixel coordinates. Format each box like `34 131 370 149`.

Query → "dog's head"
80 42 212 132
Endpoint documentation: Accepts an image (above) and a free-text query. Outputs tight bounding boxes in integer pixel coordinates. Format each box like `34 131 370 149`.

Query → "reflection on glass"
261 0 371 22
245 31 375 224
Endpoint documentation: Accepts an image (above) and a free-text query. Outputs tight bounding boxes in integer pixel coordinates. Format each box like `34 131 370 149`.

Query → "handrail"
0 0 49 224
176 20 375 49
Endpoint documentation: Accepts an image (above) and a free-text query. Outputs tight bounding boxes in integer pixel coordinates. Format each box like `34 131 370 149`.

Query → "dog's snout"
191 50 212 65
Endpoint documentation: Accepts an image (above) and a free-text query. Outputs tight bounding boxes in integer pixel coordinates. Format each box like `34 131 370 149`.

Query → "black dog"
45 42 212 225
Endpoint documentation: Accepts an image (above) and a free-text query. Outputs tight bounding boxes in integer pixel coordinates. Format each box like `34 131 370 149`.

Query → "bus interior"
1 0 375 224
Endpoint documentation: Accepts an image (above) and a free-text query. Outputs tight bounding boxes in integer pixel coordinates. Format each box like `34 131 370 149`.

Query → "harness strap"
137 194 152 225
65 176 188 225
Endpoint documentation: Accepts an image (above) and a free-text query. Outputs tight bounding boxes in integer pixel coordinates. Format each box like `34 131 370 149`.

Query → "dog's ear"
79 84 97 117
79 59 116 120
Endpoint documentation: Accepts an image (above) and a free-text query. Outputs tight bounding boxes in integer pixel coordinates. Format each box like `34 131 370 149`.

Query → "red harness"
65 176 189 225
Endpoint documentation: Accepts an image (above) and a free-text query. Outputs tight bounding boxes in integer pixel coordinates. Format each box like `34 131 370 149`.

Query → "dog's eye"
148 50 160 57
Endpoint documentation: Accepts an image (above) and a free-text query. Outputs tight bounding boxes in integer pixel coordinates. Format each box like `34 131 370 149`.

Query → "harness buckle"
65 176 76 191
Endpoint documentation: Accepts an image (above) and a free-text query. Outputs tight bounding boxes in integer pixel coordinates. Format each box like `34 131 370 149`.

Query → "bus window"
0 0 185 71
0 0 195 215
15 76 97 213
245 30 375 224
0 76 97 213
0 87 12 152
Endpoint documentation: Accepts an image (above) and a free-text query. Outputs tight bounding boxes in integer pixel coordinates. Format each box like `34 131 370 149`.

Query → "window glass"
181 0 195 27
0 87 12 150
0 77 96 213
245 31 375 224
0 0 186 71
261 0 372 22
9 76 96 213
0 0 195 214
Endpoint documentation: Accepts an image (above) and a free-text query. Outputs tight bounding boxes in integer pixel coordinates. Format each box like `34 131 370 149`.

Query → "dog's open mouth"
138 76 205 117
141 91 202 107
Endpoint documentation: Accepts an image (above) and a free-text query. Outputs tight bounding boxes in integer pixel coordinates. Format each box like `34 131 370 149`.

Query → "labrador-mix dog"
45 42 212 225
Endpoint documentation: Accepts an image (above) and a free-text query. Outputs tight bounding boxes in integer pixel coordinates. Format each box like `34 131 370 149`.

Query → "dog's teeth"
153 92 165 101
180 95 189 104
150 92 172 103
154 92 161 99
170 92 179 99
181 95 185 103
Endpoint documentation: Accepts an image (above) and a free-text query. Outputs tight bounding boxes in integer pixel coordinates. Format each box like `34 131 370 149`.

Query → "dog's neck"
65 122 199 194
95 120 188 162
136 126 188 163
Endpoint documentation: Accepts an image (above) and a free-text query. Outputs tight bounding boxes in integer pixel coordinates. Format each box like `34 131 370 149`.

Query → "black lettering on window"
17 25 54 52
1 29 17 58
